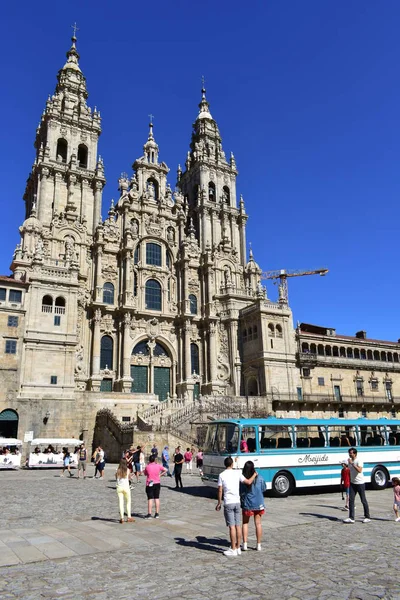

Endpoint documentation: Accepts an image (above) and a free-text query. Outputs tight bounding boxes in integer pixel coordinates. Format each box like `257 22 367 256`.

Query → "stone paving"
0 464 399 599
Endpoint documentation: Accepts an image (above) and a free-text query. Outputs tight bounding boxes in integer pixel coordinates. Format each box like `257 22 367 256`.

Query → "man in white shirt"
216 456 256 556
343 447 371 524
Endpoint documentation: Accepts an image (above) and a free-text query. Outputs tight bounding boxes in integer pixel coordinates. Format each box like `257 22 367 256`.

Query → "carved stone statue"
65 237 75 261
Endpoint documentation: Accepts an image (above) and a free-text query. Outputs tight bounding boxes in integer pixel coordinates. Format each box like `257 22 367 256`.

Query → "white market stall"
0 438 23 469
27 438 82 468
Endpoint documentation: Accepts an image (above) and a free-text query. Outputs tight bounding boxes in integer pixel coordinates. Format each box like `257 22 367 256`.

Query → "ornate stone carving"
145 213 164 236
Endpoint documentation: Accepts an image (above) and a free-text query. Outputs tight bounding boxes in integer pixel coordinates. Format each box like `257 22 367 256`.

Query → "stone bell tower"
10 32 105 404
22 31 105 236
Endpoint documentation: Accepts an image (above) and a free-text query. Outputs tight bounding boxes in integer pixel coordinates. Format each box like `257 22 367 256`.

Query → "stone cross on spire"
71 22 79 39
148 113 154 124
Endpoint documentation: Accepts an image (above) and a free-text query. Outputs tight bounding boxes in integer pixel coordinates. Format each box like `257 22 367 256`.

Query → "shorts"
97 461 105 472
394 501 400 510
242 509 265 517
78 461 87 470
344 487 350 495
196 459 203 468
146 483 161 499
223 503 241 527
134 462 141 473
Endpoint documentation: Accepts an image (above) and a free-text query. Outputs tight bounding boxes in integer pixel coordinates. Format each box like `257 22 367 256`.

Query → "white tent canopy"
30 438 82 446
0 438 23 446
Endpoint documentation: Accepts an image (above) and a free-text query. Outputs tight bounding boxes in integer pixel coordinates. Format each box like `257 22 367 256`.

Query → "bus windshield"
204 423 239 454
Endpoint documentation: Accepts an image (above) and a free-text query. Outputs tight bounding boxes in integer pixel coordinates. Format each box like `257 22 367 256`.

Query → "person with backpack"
240 460 266 552
132 446 142 483
95 445 105 479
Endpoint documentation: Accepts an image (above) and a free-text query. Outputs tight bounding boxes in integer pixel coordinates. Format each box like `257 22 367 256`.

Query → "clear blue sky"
1 1 399 341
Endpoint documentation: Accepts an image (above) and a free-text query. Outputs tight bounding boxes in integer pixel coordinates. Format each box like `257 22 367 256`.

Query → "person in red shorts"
340 460 351 510
239 460 266 551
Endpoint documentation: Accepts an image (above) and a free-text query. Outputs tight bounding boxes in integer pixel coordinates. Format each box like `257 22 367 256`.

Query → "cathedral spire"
143 116 159 164
197 80 213 120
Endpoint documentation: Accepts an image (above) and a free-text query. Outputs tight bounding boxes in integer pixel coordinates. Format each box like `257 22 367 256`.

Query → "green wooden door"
131 365 148 393
154 367 170 402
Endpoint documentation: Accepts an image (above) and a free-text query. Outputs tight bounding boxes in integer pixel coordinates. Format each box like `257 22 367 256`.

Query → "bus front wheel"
371 466 389 490
272 471 295 497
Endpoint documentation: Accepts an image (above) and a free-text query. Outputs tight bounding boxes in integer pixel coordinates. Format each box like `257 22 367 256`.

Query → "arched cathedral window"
208 182 215 202
189 294 197 315
77 144 88 168
100 335 113 370
223 186 230 204
145 279 161 311
191 343 199 374
56 139 67 163
103 282 114 305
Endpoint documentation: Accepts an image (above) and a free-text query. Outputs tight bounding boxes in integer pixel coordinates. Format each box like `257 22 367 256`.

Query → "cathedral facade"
0 35 298 443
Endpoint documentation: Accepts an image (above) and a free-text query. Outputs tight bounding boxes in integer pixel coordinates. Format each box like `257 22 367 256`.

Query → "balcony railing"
297 352 400 371
270 393 396 405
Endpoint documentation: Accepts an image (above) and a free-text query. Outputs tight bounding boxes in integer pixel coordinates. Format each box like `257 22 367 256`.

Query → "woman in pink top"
143 454 167 519
392 477 400 521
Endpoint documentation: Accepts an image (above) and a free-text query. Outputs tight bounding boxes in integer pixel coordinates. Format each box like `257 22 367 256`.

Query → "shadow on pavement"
175 535 227 553
166 485 216 499
91 516 120 523
299 512 342 522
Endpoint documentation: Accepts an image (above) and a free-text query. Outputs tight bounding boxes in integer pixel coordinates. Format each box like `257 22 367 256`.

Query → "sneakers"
256 543 262 551
362 518 371 523
154 513 159 519
144 514 152 520
242 542 247 551
223 548 238 557
343 518 355 523
236 547 241 555
395 517 400 522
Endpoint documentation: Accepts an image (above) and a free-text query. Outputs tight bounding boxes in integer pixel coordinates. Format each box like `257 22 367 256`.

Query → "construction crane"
260 268 328 305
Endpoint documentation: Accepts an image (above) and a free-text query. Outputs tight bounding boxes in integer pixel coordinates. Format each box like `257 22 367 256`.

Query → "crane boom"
260 268 328 304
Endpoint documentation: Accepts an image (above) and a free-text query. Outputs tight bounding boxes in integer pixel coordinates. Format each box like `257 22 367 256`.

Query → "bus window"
294 426 326 448
215 424 239 454
240 427 256 452
360 425 384 446
328 426 355 447
204 424 218 454
388 427 398 446
258 425 292 450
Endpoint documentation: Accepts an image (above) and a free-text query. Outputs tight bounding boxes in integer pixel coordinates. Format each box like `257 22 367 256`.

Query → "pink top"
143 462 166 485
184 451 193 462
393 484 400 504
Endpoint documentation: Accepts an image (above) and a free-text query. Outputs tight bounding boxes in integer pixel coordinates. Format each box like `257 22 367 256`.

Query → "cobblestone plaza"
0 466 399 600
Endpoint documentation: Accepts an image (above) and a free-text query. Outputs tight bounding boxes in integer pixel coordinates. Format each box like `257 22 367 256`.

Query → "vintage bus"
202 417 400 496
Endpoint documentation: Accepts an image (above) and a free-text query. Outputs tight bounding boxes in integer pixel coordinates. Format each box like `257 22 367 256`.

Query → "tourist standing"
196 448 204 477
173 446 184 489
151 444 158 459
95 445 105 479
240 460 266 551
77 443 87 479
115 459 135 524
343 448 371 524
139 445 146 474
340 460 351 510
61 448 73 477
216 457 257 556
184 447 193 474
143 454 167 519
131 446 141 482
392 477 400 521
162 446 172 477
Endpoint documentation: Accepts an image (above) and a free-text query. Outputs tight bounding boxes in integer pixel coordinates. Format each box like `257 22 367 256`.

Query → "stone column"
209 322 217 382
229 320 240 395
121 312 132 392
92 308 102 376
53 172 62 215
38 167 49 222
93 180 103 233
81 178 89 223
185 320 191 381
95 246 103 302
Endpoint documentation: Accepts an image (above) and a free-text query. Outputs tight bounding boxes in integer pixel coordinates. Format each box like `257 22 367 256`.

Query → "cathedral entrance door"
131 366 148 393
154 367 170 402
0 409 18 438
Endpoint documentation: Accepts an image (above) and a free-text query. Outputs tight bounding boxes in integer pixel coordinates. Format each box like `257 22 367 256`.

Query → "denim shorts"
224 503 241 526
